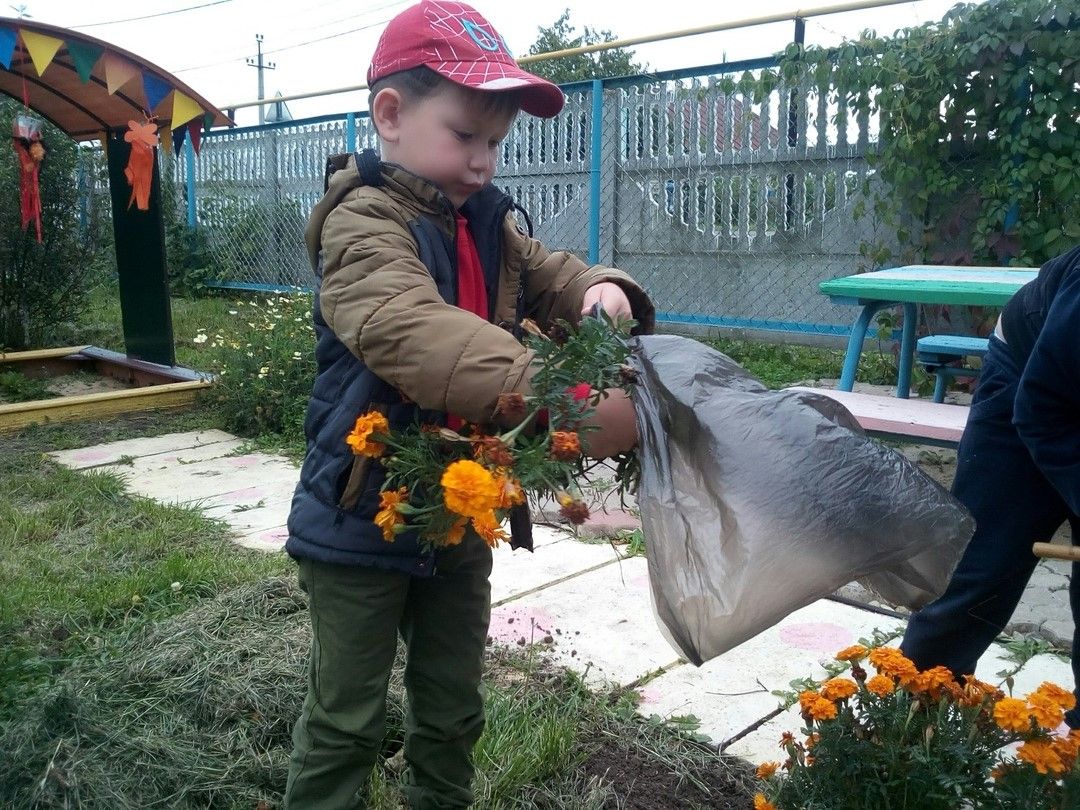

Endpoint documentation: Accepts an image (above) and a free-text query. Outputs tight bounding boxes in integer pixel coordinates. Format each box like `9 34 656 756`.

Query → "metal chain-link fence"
170 59 912 339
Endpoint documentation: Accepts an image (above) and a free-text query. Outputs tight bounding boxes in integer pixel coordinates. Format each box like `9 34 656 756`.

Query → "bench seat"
789 387 969 447
916 335 990 403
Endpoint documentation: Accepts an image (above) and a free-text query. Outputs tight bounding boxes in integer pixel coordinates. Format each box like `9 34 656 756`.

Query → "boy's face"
378 82 517 209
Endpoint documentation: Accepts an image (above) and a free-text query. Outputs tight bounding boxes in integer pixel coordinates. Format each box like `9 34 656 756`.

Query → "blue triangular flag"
142 71 171 111
0 27 16 70
172 124 187 154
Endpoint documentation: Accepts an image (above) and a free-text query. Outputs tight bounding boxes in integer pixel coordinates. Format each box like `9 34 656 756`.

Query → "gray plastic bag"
629 335 974 666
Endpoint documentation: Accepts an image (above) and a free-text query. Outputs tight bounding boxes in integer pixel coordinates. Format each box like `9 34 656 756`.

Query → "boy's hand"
581 282 633 321
579 388 638 459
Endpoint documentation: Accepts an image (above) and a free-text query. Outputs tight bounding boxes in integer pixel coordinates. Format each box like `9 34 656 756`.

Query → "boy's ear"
371 88 404 143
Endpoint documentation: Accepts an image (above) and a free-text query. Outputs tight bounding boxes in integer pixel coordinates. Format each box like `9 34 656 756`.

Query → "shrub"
755 645 1080 809
197 292 315 444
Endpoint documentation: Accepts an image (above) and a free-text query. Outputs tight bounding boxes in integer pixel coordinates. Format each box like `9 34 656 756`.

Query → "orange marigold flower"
1053 729 1080 762
1017 738 1067 775
495 474 526 509
910 665 955 699
960 676 1003 706
346 411 390 457
474 436 515 467
753 794 777 810
993 697 1032 733
443 518 468 547
779 731 796 748
557 495 590 525
472 511 509 548
549 430 582 461
821 677 858 702
805 732 821 750
990 763 1010 781
1032 682 1077 712
835 644 869 662
374 487 408 542
798 690 820 713
868 647 918 685
866 674 895 697
755 761 779 780
1028 692 1066 731
441 460 501 519
804 695 837 722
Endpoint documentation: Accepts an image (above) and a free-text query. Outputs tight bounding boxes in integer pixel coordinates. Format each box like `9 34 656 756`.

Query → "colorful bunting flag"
203 111 215 130
0 27 16 70
170 91 203 129
142 72 171 112
172 124 189 155
187 120 203 156
160 125 173 156
20 30 63 77
66 40 103 83
102 52 139 95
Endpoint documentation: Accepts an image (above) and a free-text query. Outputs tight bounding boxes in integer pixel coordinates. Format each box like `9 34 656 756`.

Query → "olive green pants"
284 538 492 809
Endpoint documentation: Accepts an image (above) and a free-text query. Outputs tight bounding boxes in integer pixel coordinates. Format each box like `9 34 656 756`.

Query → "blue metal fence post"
184 135 197 228
346 112 357 153
588 79 603 265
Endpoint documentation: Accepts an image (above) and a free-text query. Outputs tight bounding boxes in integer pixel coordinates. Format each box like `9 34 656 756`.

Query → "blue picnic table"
820 265 1039 398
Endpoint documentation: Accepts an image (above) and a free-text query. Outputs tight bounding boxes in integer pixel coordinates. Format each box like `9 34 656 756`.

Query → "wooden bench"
916 335 989 403
789 387 969 447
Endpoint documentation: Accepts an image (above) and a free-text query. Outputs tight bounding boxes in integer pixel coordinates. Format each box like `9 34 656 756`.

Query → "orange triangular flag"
20 30 63 76
101 51 140 95
170 91 203 129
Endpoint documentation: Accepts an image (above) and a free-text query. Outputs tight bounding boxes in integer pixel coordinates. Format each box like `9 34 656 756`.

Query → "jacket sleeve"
504 218 656 334
1013 267 1080 515
318 191 535 423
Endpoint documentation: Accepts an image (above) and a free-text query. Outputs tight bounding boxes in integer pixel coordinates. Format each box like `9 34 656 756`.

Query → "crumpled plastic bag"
629 335 974 666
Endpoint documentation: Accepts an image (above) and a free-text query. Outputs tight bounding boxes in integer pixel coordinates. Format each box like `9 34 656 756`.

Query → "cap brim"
430 62 566 118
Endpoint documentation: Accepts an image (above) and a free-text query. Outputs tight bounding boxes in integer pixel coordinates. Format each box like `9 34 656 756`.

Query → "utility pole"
246 34 276 126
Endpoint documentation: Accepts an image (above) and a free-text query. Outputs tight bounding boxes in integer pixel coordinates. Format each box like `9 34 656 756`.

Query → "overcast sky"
19 0 976 126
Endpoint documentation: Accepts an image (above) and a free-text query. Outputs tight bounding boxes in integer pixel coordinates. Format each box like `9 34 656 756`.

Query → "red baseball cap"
367 1 565 118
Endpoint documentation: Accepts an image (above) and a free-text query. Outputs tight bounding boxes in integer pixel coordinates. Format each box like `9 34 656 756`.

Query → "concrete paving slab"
491 536 622 604
85 439 249 478
119 456 299 504
637 599 905 763
204 496 293 534
488 556 681 686
48 429 236 469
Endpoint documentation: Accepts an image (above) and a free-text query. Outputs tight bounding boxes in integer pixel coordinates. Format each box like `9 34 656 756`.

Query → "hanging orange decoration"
12 114 45 243
123 118 159 211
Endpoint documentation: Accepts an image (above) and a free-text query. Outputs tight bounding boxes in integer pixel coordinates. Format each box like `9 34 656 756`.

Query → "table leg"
838 302 890 392
896 302 918 398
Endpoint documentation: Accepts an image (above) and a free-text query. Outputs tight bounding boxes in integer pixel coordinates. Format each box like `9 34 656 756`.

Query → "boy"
283 2 654 807
901 244 1080 726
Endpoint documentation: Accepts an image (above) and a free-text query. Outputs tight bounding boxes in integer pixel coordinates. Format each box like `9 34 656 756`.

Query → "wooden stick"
1032 542 1080 562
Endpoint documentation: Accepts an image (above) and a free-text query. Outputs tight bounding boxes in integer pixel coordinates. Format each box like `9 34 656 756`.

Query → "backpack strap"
322 148 384 192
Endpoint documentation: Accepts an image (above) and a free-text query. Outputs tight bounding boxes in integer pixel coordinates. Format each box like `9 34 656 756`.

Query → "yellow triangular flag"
101 51 140 95
170 91 203 129
20 30 63 76
160 125 173 156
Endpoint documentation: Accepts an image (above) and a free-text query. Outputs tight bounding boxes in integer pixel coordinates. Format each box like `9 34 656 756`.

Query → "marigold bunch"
757 643 1080 809
345 312 637 551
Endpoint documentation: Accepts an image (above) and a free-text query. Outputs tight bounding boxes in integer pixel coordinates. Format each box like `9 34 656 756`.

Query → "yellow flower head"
472 510 509 548
753 794 777 810
441 460 501 519
866 674 895 697
868 647 918 685
346 411 390 457
993 696 1032 733
820 677 858 702
755 761 779 780
1017 738 1067 775
1032 681 1077 711
374 487 408 542
835 644 869 662
1027 691 1066 731
798 690 837 722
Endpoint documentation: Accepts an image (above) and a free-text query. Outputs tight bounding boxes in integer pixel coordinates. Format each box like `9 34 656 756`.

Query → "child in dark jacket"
284 2 654 807
902 244 1080 726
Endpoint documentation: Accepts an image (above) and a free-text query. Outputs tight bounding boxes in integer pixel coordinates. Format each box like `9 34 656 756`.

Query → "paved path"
49 429 1076 766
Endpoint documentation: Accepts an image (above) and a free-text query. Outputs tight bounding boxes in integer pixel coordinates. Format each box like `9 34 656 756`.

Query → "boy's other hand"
581 282 633 321
580 388 638 459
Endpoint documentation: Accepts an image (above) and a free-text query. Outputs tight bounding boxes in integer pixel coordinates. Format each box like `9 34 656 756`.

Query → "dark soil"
582 735 754 808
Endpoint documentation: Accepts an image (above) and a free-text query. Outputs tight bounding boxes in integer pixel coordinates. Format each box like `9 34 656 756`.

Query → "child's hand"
581 282 633 321
579 388 638 458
